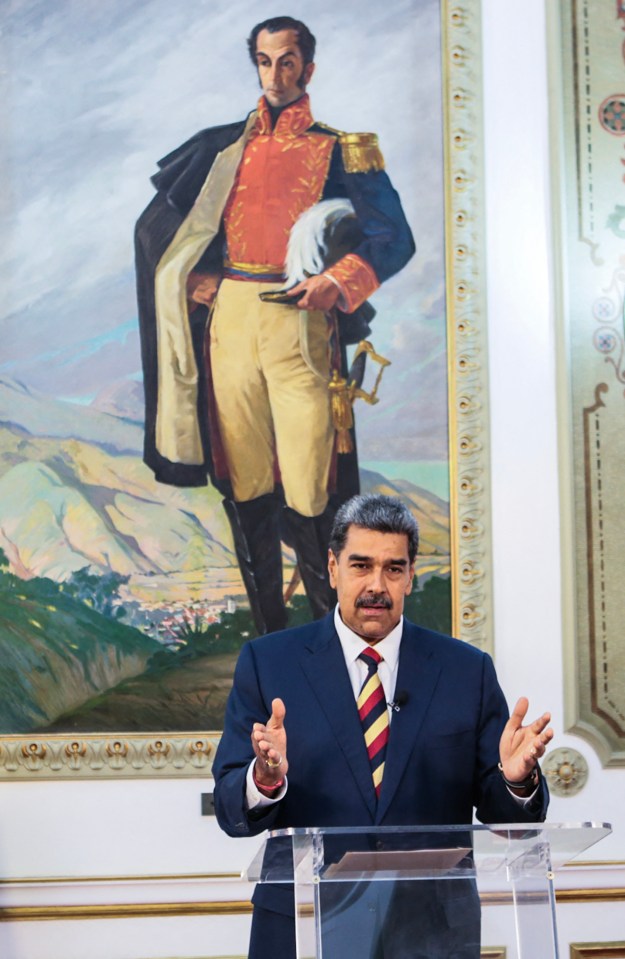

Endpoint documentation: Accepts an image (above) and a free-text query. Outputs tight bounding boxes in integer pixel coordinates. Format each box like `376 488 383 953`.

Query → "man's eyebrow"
346 553 408 566
256 48 298 61
256 47 296 59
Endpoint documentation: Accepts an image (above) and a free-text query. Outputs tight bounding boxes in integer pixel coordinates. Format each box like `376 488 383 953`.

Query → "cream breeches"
209 279 334 517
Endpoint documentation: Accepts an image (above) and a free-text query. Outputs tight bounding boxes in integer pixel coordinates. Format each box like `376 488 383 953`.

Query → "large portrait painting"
0 0 491 777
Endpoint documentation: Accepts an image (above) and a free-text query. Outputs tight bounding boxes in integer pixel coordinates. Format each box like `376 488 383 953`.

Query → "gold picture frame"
0 0 492 779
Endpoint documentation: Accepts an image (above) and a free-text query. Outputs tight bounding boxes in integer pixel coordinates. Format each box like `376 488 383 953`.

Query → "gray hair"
329 494 419 563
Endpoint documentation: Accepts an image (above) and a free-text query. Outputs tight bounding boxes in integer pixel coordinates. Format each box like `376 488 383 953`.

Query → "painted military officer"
135 16 415 633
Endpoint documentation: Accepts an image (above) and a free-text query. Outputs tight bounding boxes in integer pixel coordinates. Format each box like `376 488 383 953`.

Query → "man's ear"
327 548 338 589
303 61 315 86
404 564 415 596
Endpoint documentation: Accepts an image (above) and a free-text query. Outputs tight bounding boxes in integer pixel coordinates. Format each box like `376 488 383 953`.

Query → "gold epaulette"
314 121 345 137
339 132 385 174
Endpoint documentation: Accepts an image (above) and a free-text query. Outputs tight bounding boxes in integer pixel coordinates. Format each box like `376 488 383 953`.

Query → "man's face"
328 526 415 644
254 28 314 108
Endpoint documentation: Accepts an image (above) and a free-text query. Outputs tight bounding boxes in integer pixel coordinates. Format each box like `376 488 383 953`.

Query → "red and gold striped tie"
357 647 390 798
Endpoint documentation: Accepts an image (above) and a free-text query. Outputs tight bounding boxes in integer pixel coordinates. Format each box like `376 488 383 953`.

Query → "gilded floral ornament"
543 748 589 797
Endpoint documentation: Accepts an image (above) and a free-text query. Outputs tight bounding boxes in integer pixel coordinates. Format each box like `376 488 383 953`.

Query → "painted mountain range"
0 375 450 733
0 375 449 593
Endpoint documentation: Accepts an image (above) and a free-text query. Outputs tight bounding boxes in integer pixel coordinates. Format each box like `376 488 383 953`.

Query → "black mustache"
356 593 392 609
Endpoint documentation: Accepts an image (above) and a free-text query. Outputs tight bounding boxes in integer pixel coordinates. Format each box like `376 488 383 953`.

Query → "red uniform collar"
254 93 315 136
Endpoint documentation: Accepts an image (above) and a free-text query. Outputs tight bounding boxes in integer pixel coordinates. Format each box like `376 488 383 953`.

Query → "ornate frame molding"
0 732 218 779
0 0 492 780
444 1 492 651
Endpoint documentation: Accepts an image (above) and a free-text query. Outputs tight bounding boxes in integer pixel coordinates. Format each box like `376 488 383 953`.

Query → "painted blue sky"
0 0 447 463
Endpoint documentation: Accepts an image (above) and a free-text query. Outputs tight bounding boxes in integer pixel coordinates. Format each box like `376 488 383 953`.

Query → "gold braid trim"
339 132 385 173
313 121 345 137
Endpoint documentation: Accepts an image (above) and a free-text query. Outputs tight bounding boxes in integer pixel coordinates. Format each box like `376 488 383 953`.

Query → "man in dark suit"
212 494 553 958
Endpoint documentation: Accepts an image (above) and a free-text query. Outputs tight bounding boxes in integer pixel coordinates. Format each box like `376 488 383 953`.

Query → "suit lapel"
375 621 443 822
298 615 378 818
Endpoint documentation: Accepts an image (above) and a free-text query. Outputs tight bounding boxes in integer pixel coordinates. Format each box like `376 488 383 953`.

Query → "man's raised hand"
499 697 553 791
251 697 289 788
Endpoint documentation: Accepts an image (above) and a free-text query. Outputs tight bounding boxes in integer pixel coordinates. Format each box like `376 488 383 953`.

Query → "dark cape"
135 120 246 490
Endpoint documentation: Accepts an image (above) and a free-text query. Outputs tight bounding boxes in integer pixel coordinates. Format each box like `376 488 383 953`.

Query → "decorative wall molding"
0 872 241 885
0 733 218 780
550 0 625 766
543 747 590 797
0 902 252 923
570 944 625 959
1 887 622 923
557 889 625 904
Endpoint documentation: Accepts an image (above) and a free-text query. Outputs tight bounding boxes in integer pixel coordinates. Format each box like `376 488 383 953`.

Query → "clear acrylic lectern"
246 822 611 959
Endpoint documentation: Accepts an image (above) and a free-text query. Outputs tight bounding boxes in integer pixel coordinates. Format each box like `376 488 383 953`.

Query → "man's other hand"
499 697 553 792
289 274 341 312
251 697 289 788
187 271 220 311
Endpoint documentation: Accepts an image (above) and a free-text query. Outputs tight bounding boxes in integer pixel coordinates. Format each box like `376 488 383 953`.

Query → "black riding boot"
223 495 288 635
282 505 337 620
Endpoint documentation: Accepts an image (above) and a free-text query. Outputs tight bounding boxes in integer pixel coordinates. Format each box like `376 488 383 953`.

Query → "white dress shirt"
334 605 403 707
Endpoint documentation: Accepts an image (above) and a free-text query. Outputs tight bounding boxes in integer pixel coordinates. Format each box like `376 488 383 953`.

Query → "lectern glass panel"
245 823 611 959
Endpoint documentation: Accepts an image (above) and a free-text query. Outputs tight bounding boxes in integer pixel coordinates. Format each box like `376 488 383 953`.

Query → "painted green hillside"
37 582 452 734
0 557 159 733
